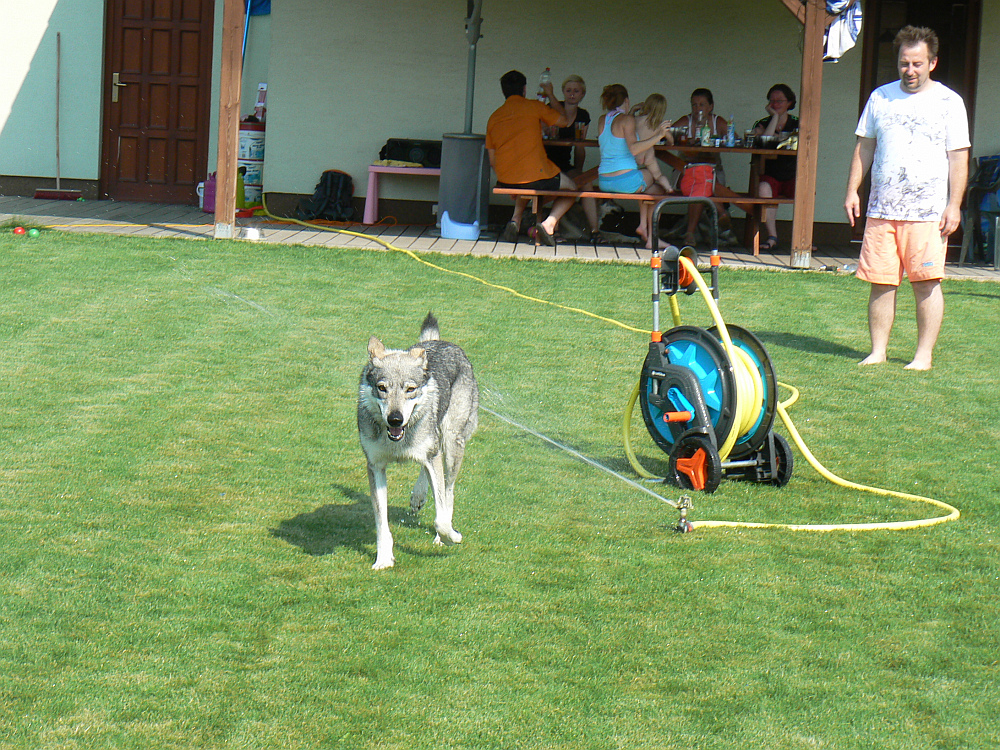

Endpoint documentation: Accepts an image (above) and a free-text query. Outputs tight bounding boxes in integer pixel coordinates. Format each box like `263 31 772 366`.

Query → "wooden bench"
492 185 793 255
363 164 441 224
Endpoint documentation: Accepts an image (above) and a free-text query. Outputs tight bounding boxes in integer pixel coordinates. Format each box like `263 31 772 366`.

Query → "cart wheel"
640 326 736 454
668 433 722 494
769 433 794 487
707 324 777 459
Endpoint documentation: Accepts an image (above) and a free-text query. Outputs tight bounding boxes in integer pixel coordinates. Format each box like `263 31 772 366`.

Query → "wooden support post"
790 0 827 268
213 0 245 239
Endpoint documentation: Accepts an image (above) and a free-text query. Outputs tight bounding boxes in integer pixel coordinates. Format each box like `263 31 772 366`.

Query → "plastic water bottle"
698 113 711 146
537 67 551 103
840 263 858 273
725 117 736 147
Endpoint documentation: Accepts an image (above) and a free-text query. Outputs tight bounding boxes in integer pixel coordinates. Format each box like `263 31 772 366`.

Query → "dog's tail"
419 312 440 342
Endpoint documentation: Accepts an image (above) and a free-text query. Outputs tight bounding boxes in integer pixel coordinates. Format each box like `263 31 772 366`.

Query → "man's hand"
845 137 876 228
844 190 862 227
540 81 555 99
942 147 970 237
939 204 962 237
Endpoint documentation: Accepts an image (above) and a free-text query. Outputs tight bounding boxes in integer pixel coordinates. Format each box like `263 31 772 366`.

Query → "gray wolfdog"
357 313 479 570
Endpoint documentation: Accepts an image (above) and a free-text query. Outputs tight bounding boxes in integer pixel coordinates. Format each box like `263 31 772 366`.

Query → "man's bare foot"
903 359 932 371
858 353 887 366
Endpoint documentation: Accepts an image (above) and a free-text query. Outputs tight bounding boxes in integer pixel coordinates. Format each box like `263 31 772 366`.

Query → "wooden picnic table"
544 138 798 253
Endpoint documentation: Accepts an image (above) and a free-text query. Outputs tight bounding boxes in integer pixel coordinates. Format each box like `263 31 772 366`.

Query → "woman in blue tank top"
597 84 672 249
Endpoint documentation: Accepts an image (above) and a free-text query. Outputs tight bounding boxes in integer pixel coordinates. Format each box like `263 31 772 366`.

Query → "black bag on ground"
378 138 442 167
296 169 354 221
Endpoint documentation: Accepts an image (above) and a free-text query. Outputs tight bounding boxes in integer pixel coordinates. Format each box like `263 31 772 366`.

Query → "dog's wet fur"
357 313 479 570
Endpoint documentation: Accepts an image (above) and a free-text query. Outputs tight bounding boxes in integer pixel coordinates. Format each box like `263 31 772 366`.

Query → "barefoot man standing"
845 25 969 370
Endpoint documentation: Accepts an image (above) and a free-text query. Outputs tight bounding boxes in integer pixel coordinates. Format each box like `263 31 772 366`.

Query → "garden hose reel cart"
639 197 794 495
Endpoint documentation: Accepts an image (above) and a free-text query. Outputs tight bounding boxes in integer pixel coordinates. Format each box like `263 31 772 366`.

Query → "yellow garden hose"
76 197 948 533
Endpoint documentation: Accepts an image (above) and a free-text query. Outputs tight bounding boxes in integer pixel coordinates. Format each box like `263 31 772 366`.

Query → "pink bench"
363 164 441 224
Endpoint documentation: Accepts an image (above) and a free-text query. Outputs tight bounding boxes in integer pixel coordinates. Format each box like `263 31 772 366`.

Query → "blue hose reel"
639 198 793 493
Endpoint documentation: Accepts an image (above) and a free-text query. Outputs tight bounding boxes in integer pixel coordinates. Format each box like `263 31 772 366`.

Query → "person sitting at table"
631 93 675 183
597 84 672 249
544 75 591 177
671 88 736 247
486 69 596 246
543 74 599 238
752 83 799 251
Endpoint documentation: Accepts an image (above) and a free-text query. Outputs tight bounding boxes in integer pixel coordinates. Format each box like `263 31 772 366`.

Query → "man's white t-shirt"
855 80 970 222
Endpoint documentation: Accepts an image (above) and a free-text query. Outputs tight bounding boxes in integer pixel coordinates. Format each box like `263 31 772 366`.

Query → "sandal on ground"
501 220 519 243
535 223 556 247
682 232 697 248
761 235 779 251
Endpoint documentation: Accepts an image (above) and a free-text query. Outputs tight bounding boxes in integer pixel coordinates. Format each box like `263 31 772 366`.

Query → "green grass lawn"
1 228 998 749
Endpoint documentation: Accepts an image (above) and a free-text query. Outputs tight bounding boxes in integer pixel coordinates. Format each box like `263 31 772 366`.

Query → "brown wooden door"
100 0 215 204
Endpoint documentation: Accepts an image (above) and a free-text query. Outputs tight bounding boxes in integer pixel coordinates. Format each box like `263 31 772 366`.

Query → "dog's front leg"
367 461 395 570
426 453 462 546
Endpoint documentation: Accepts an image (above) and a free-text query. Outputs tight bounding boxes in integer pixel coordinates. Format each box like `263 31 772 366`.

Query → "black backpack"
295 170 354 221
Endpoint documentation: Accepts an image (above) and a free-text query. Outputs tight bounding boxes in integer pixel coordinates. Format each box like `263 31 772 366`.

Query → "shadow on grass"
946 287 1000 300
269 484 443 562
754 330 866 360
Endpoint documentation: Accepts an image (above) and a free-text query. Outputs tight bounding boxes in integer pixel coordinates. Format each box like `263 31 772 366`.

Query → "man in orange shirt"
486 70 579 246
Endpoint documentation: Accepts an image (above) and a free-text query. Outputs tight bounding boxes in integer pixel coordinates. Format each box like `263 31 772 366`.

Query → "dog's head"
362 336 429 442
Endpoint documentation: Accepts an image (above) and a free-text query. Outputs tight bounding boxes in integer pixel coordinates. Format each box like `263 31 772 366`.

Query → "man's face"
898 41 937 93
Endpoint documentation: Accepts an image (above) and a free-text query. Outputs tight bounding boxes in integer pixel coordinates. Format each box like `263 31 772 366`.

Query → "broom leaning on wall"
34 32 83 201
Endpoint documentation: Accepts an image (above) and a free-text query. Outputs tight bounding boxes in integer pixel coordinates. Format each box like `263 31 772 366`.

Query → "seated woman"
545 75 591 177
543 74 598 237
752 83 799 251
597 84 671 249
671 88 735 247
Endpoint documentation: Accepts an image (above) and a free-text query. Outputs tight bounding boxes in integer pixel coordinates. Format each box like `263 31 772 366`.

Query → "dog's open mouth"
387 425 405 441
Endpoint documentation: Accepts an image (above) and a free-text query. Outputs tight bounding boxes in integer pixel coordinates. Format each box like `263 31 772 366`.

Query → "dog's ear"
409 346 426 365
368 336 386 360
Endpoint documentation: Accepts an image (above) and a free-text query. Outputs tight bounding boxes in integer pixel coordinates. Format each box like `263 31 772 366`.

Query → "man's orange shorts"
857 218 946 286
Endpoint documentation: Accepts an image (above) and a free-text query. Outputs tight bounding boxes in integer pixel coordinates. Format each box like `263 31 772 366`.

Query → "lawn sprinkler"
675 494 695 533
636 197 793 494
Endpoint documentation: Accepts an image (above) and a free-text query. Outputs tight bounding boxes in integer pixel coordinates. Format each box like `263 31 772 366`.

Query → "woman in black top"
544 75 591 176
753 84 799 250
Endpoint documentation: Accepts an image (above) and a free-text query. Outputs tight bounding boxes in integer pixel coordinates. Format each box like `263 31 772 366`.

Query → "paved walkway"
3 195 998 281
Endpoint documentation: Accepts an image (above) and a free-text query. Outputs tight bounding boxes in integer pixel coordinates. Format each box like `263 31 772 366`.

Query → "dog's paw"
372 555 395 570
433 528 463 546
409 491 426 515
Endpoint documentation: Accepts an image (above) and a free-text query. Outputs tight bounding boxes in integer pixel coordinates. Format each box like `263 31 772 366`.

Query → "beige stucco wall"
1 0 105 179
262 0 871 224
262 0 1000 226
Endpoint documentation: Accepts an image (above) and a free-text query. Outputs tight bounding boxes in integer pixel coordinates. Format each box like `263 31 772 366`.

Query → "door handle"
112 72 128 103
